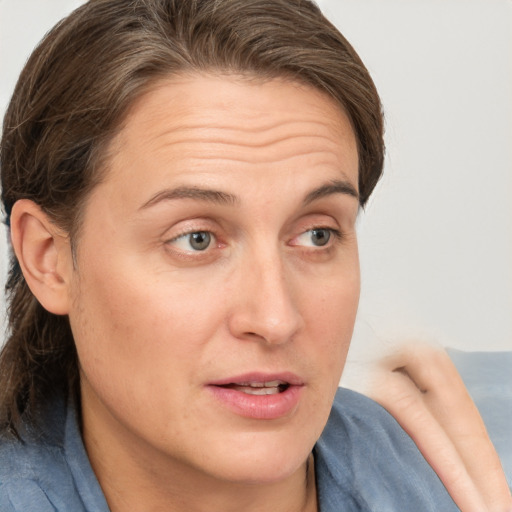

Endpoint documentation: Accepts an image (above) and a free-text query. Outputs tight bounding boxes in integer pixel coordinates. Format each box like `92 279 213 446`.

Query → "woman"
0 1 509 510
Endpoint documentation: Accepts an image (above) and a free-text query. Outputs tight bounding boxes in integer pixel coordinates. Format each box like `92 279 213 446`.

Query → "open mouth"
207 374 303 419
219 380 290 396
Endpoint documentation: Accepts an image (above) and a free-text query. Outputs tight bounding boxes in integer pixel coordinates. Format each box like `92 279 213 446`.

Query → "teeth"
236 380 284 388
233 385 281 395
263 380 284 388
226 380 289 395
218 380 291 396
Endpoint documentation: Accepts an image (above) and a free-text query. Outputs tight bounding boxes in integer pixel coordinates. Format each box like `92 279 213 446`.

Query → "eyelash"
168 230 218 253
166 226 343 255
291 227 343 248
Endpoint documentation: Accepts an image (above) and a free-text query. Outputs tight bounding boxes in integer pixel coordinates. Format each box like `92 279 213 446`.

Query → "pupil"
311 229 330 246
190 232 211 251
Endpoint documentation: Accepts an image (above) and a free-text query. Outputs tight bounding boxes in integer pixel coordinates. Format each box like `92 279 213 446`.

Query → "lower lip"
206 385 303 420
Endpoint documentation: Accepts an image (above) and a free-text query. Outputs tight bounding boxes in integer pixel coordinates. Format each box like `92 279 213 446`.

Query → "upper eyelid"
167 229 215 243
164 220 217 241
165 231 217 256
164 231 340 261
296 227 342 238
289 227 343 249
162 213 344 242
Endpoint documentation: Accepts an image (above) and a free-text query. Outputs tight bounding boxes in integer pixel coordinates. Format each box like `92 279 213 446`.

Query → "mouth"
206 373 304 420
219 380 290 396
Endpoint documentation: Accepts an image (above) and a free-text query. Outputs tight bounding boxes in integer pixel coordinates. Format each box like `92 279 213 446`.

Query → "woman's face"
67 74 360 485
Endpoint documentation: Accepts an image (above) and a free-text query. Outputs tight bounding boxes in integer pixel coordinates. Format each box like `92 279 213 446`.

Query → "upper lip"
208 371 304 387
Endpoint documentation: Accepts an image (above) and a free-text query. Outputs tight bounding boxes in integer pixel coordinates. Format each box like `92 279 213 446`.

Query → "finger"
370 366 488 512
387 346 512 511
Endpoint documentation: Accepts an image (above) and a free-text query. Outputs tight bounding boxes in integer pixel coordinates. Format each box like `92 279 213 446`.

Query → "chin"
197 429 314 485
214 457 307 486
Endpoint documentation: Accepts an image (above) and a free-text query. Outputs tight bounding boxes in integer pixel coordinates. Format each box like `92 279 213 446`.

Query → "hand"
367 343 512 512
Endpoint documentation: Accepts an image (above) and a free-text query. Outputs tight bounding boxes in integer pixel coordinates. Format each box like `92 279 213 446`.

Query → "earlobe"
9 199 73 315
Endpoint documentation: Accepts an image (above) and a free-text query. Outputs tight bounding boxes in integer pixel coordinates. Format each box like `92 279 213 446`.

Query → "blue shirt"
0 388 457 511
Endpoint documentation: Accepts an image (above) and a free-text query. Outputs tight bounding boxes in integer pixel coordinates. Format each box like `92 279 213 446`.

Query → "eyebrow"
302 179 359 205
140 186 239 210
139 178 359 211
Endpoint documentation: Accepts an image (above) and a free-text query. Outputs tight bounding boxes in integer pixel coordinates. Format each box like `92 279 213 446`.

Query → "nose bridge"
229 242 302 344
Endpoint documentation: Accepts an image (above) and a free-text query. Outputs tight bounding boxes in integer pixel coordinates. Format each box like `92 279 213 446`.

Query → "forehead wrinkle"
106 76 359 205
186 148 350 166
150 136 348 158
142 107 354 147
119 73 356 152
150 114 349 134
149 127 351 151
145 128 356 171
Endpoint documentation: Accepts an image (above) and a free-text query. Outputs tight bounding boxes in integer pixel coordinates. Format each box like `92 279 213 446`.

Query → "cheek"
68 254 225 406
305 265 360 376
306 255 360 330
68 267 230 461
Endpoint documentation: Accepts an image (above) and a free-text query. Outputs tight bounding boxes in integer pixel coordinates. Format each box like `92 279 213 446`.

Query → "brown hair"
0 0 384 436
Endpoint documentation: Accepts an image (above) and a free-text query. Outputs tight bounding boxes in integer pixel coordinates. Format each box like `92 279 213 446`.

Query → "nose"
227 249 303 345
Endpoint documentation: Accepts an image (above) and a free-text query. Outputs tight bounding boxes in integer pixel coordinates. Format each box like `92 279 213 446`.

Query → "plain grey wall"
316 0 512 360
1 1 511 366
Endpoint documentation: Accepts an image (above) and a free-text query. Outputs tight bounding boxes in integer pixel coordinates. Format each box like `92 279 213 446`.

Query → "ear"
9 199 74 315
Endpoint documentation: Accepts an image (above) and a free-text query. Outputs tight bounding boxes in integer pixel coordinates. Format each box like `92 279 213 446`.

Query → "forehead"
95 73 359 215
109 73 357 168
124 72 351 128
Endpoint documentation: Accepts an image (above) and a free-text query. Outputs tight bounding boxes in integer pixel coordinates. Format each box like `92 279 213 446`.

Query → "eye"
294 228 337 247
169 231 213 252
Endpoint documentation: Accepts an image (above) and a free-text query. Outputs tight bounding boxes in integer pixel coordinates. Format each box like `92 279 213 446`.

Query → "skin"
15 75 360 512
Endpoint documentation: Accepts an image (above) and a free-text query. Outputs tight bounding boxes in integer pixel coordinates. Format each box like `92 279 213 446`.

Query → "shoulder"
315 388 459 512
0 394 95 512
0 430 75 511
